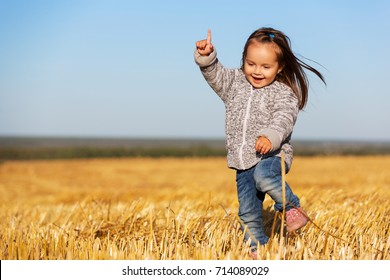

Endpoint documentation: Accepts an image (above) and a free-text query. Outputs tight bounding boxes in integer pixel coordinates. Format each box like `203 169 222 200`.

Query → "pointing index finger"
207 29 212 45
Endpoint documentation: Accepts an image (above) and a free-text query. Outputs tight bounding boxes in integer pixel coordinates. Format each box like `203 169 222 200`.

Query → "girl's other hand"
196 29 214 56
255 136 272 155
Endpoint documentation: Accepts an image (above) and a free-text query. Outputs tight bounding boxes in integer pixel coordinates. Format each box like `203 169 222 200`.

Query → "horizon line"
0 134 389 144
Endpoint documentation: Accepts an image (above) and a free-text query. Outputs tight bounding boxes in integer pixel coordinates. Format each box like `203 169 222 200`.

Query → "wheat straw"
0 156 389 260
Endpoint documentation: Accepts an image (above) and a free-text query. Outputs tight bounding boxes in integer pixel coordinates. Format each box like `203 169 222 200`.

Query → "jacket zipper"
238 86 253 169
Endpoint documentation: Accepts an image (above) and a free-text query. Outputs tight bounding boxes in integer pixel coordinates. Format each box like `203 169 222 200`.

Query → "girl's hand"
255 136 272 155
196 29 214 56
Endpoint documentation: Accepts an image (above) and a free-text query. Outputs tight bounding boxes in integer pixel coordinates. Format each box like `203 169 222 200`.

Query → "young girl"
194 28 325 255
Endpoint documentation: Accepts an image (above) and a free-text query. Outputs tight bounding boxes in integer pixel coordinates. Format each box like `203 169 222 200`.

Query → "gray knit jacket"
194 49 299 171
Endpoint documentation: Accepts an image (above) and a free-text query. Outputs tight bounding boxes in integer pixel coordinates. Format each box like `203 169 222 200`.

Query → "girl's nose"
254 67 262 76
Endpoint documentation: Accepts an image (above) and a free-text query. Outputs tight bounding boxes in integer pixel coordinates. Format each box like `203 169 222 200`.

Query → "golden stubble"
0 156 389 260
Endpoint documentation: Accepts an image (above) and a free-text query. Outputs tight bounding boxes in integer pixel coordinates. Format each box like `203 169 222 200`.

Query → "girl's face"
243 42 284 89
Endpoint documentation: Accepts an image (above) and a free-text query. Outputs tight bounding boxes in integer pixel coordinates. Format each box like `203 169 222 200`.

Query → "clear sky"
0 0 389 141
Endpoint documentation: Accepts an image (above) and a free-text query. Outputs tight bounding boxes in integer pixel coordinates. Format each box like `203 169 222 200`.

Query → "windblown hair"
241 27 326 109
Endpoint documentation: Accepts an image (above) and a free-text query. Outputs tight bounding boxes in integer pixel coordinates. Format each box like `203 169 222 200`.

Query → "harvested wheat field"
0 156 389 260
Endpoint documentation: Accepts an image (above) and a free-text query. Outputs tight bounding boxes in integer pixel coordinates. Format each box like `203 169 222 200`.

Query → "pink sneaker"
286 207 308 233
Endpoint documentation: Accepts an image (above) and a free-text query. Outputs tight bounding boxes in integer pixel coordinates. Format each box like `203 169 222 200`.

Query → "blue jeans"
236 156 300 247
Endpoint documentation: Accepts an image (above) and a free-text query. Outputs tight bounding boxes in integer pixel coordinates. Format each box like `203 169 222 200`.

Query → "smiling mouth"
252 76 264 83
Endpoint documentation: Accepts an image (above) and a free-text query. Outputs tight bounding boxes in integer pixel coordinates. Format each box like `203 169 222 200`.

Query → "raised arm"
194 29 236 102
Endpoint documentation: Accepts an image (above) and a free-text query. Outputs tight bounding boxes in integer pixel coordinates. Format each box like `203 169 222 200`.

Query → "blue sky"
0 0 389 141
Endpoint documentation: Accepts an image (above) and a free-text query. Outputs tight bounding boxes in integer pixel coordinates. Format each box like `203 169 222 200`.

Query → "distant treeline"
0 146 226 160
0 137 390 160
293 142 390 156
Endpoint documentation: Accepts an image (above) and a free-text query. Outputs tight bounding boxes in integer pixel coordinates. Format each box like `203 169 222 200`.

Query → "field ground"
0 156 389 260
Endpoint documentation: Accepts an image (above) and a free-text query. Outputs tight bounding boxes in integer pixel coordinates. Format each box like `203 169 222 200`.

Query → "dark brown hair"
241 27 325 109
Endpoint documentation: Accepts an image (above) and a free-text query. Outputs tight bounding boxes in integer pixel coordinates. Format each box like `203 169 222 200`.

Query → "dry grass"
0 156 389 260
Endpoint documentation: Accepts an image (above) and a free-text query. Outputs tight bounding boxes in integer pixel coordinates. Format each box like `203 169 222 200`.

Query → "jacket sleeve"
194 49 236 103
259 89 299 152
